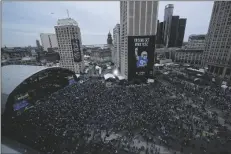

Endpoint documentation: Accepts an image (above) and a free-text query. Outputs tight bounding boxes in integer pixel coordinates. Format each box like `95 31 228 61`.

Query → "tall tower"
163 4 174 46
203 1 231 79
113 24 120 69
168 16 179 47
156 21 164 46
55 18 84 74
176 18 187 47
40 33 58 52
120 1 159 79
107 31 113 45
36 40 41 48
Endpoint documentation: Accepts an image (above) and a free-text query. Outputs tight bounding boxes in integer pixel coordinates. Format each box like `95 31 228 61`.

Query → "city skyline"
2 1 213 47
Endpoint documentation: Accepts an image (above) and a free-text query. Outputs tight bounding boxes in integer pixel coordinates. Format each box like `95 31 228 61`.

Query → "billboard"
128 36 155 81
71 38 82 62
13 100 29 111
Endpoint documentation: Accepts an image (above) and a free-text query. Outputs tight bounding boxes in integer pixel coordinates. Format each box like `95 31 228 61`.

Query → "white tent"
147 79 154 83
117 75 125 80
95 66 101 70
95 66 102 74
221 85 228 89
163 72 169 75
84 55 90 58
75 74 80 78
104 73 115 80
199 69 205 73
154 63 164 67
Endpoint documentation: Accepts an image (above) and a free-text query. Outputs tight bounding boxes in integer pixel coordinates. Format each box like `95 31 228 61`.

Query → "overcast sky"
2 1 213 47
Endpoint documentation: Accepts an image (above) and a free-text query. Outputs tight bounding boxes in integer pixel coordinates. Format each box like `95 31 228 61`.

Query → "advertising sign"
13 100 29 111
71 38 82 62
128 35 155 81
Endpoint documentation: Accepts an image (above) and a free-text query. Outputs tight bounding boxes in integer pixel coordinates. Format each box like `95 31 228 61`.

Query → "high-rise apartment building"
40 33 58 52
54 18 84 74
120 1 159 79
113 24 120 68
203 1 231 79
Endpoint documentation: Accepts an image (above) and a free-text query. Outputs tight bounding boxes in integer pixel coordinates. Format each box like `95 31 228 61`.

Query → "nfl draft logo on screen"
128 35 155 81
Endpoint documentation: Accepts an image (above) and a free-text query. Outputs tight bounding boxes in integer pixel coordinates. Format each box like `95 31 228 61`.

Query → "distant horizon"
1 43 111 48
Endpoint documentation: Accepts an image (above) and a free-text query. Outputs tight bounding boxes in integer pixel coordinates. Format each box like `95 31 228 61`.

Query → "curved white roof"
2 65 49 95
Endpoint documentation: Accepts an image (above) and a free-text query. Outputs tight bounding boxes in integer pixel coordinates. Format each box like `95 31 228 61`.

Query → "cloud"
2 1 120 46
2 1 213 47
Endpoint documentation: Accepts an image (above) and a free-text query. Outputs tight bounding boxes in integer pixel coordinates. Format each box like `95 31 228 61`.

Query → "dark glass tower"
156 21 164 45
176 18 187 47
168 16 179 47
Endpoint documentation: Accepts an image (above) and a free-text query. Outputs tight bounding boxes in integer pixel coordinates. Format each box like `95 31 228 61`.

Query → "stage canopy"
1 65 76 114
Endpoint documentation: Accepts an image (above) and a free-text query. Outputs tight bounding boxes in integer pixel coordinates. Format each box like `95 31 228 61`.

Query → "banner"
69 79 76 85
128 36 155 81
71 38 82 62
13 100 29 111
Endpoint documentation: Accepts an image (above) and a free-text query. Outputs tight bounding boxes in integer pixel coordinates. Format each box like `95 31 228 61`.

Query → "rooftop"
56 18 78 26
189 34 206 40
176 49 204 53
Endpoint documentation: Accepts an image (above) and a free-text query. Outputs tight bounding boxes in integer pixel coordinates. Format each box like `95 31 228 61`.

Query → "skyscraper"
156 21 164 45
203 1 231 79
54 18 84 74
113 24 120 68
36 40 41 48
168 16 179 47
120 1 158 79
160 4 187 48
163 4 174 46
176 18 187 47
40 33 58 52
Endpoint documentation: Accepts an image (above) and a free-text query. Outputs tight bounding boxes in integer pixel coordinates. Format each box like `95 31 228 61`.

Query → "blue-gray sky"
2 1 213 47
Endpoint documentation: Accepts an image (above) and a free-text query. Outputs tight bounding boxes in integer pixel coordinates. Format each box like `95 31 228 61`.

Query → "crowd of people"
2 75 231 154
